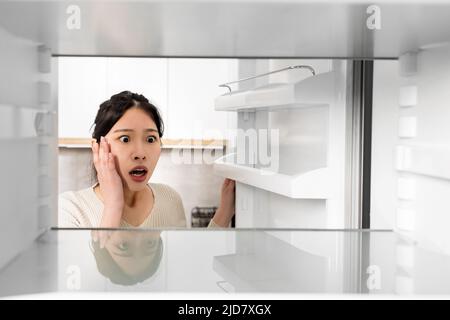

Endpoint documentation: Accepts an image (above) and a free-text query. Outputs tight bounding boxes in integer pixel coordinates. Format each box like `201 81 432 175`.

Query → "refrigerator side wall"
0 26 57 270
395 45 450 254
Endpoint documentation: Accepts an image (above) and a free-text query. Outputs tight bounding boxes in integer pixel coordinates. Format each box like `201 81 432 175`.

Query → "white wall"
0 27 57 270
166 58 237 139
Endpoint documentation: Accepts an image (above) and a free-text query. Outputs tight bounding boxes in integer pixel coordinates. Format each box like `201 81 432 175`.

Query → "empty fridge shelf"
214 71 334 111
213 153 330 199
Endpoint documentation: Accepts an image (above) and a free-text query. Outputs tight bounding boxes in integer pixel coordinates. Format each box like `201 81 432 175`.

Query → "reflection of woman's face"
104 231 161 277
105 107 161 192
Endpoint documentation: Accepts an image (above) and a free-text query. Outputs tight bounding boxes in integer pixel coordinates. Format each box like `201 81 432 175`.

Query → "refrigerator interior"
1 0 450 283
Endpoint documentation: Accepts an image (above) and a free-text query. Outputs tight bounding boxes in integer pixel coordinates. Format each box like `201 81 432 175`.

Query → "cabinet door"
166 59 237 139
106 57 168 130
58 57 108 138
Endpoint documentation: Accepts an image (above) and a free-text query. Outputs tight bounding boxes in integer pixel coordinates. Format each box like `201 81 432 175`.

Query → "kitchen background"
57 57 340 227
58 57 237 226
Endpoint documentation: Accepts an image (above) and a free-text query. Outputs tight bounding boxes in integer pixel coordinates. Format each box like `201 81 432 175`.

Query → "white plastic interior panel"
399 85 418 107
1 1 450 58
0 26 57 270
396 145 450 180
393 44 450 255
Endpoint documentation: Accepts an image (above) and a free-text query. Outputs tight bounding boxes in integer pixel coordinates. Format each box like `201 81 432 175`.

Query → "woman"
59 91 235 228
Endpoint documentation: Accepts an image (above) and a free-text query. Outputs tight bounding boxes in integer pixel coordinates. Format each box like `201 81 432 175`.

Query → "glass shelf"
3 228 449 297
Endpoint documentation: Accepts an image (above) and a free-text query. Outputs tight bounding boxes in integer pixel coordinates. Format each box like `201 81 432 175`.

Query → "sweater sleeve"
172 189 187 228
155 184 187 228
58 192 83 228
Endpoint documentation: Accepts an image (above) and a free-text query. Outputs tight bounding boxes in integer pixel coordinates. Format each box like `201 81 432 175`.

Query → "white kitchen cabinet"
58 57 168 139
58 57 108 138
58 57 235 141
105 57 168 130
166 58 237 139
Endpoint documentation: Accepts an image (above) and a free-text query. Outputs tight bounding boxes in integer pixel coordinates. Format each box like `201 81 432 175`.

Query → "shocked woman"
59 91 235 228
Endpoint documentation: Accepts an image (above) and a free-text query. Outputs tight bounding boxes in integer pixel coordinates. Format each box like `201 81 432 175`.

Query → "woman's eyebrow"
113 128 158 133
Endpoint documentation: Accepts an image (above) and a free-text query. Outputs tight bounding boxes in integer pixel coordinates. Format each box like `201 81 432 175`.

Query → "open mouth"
129 169 147 176
129 166 148 182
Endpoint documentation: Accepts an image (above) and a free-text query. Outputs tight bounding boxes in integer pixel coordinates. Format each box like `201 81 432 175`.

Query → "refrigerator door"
214 59 353 228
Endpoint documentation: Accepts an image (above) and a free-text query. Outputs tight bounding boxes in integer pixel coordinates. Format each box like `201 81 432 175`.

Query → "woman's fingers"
98 137 104 164
223 178 235 190
98 136 113 172
92 140 99 169
107 152 116 171
92 230 98 243
102 137 116 171
93 136 116 174
104 137 111 153
98 230 111 249
100 136 108 165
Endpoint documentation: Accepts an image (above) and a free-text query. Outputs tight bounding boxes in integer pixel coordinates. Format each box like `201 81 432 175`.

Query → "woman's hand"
91 230 112 249
92 136 124 228
212 178 236 227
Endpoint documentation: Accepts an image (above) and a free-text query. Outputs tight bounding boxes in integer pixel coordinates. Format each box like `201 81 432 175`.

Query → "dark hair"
92 90 164 142
90 91 164 183
90 236 164 286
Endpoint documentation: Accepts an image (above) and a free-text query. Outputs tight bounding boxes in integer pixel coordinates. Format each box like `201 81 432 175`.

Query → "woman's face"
105 107 161 192
104 231 162 277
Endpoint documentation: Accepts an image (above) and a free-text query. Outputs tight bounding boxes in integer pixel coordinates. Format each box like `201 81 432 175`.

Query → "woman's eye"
119 136 130 143
146 239 157 249
117 242 129 251
147 136 157 143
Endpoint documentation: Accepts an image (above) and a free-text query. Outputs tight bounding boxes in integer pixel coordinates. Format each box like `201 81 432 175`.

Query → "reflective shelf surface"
1 229 450 297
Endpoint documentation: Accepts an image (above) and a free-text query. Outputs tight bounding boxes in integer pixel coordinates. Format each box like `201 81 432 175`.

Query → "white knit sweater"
58 183 220 228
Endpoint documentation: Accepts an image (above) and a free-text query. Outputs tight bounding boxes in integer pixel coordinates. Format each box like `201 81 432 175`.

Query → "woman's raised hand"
92 136 124 228
212 178 236 227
